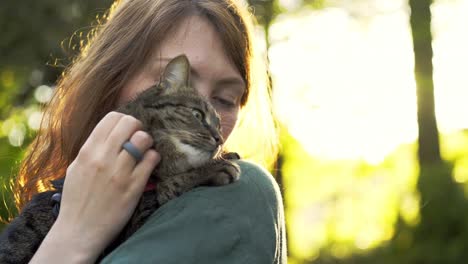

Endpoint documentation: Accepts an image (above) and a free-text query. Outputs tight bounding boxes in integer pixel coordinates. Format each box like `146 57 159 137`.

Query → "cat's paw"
221 152 240 160
209 160 240 186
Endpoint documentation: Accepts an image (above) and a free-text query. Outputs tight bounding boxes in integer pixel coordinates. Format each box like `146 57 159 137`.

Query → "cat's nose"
208 126 223 145
213 134 222 145
211 131 224 146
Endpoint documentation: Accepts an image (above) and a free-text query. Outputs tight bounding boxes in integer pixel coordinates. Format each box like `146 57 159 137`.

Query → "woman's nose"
192 80 211 99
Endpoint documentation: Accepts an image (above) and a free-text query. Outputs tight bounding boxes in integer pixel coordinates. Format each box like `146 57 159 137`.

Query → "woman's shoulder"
152 159 284 230
101 159 287 264
187 159 283 208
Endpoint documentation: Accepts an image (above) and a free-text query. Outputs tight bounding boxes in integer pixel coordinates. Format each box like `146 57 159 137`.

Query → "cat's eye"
191 109 204 121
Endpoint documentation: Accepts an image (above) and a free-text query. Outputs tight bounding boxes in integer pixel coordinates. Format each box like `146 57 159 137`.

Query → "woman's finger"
105 115 143 153
118 130 154 170
84 111 124 147
131 149 160 191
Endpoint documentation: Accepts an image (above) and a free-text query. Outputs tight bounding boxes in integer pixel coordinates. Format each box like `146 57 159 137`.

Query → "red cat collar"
144 182 156 192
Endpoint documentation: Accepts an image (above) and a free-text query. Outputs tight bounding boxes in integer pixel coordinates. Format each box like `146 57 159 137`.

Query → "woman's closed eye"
212 96 237 109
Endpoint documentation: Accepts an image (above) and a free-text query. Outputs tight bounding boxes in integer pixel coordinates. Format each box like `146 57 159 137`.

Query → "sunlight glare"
27 111 43 130
270 1 468 163
34 85 53 104
8 123 26 147
270 7 417 163
271 0 468 259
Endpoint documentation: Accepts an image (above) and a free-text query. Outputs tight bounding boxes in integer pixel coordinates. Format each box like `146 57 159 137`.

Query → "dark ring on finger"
122 141 143 163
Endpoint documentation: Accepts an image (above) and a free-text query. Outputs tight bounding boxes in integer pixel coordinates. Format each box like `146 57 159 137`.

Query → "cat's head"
140 55 224 164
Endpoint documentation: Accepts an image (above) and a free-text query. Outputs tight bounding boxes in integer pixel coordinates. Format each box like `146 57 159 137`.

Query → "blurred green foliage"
282 129 468 264
0 0 113 227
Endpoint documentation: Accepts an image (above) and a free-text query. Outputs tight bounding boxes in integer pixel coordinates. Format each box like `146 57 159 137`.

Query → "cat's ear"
160 55 190 91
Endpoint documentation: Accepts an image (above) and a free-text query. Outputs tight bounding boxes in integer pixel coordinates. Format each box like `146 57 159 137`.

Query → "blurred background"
1 0 468 263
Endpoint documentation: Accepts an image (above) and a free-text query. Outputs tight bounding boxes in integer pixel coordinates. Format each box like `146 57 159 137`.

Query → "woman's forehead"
147 16 245 87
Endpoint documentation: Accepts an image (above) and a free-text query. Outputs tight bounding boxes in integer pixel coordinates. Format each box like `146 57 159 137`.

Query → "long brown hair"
15 0 278 209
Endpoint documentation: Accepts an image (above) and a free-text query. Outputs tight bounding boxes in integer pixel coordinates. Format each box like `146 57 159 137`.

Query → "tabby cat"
0 55 240 263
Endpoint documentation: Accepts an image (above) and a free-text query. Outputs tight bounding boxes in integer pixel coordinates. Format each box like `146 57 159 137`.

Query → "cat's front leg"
124 191 158 238
156 159 240 205
101 191 159 257
203 159 240 186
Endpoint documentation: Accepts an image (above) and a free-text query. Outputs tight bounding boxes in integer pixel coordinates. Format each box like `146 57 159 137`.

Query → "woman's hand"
30 111 160 263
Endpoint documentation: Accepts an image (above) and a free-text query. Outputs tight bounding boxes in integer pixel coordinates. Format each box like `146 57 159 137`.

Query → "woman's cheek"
219 110 238 141
118 72 157 104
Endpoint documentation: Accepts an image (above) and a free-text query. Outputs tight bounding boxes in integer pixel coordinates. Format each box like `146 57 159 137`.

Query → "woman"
17 0 285 263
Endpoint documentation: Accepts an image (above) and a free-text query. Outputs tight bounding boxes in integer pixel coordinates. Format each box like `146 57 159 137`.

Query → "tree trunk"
409 0 442 165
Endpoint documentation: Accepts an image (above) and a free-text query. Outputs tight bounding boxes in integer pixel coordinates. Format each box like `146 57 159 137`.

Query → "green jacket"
101 160 287 264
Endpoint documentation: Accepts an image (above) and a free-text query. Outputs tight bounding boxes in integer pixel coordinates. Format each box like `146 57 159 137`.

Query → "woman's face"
119 15 246 141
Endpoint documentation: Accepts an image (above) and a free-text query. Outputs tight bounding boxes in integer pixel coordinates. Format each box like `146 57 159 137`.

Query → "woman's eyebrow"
190 68 245 91
215 77 246 94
